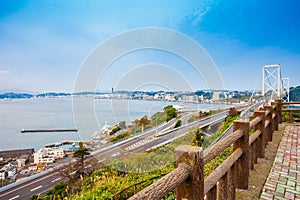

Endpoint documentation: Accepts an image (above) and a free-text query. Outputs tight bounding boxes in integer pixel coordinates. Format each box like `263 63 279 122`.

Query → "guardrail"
129 100 285 200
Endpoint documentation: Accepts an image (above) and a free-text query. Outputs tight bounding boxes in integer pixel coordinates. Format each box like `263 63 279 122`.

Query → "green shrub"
174 120 182 128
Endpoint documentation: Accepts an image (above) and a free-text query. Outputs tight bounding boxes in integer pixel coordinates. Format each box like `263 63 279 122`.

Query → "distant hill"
290 86 300 101
0 92 71 99
0 92 33 99
36 92 71 97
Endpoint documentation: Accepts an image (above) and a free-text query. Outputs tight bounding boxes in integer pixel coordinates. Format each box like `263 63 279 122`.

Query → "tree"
119 121 126 129
109 125 121 135
174 120 182 128
164 105 177 122
193 128 203 147
199 111 205 119
135 115 150 133
73 142 90 177
229 107 238 116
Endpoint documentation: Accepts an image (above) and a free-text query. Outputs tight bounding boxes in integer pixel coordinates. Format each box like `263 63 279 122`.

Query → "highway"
0 106 242 200
217 103 262 142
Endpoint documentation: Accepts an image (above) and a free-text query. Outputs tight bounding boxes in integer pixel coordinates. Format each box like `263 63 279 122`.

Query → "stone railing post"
176 145 204 200
253 111 266 158
276 100 282 123
289 110 293 123
233 120 250 190
271 102 279 130
264 106 273 142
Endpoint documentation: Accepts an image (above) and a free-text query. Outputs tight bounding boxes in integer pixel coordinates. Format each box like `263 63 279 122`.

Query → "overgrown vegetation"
108 105 176 143
192 128 203 147
202 108 240 148
174 120 182 128
204 147 232 177
109 132 132 142
164 105 177 122
40 132 194 200
37 107 241 200
281 105 298 123
150 111 167 126
135 115 151 133
109 125 121 135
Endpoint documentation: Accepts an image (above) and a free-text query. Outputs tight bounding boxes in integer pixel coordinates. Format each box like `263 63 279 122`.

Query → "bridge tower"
262 64 281 100
282 78 290 102
262 64 289 102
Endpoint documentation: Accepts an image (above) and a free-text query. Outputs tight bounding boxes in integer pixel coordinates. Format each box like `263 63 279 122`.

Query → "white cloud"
0 70 10 75
0 70 32 92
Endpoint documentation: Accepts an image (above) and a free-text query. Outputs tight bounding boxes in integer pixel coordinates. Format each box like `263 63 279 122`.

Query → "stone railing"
129 100 285 200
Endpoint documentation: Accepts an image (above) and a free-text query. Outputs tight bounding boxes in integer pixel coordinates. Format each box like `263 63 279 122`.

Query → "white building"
180 95 195 102
199 95 204 102
212 92 221 100
47 148 64 159
34 148 64 164
17 159 26 168
164 94 175 101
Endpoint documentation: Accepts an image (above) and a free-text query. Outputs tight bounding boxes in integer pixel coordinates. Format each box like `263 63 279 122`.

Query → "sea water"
0 97 223 150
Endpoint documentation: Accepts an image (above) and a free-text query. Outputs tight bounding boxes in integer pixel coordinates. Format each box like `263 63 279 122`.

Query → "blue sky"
0 0 299 92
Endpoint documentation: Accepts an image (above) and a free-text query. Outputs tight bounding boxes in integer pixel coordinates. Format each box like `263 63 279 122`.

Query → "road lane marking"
0 172 59 197
8 195 19 200
125 138 153 151
51 177 61 183
30 185 43 192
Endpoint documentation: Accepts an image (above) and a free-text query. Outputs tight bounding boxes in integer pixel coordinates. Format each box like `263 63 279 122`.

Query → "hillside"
0 92 33 99
289 86 300 101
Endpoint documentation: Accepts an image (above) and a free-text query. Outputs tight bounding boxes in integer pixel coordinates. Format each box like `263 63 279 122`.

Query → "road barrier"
129 100 288 200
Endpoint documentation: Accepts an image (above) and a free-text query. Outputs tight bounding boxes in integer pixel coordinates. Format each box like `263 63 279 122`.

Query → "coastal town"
0 146 76 187
0 89 263 104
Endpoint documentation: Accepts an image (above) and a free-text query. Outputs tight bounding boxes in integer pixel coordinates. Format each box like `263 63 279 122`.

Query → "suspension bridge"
262 64 290 102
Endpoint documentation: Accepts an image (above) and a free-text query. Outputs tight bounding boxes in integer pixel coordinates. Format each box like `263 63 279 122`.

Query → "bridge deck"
261 125 300 200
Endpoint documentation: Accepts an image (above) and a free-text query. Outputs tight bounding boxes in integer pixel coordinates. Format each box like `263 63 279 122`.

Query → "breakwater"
21 128 78 133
